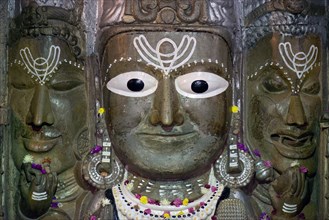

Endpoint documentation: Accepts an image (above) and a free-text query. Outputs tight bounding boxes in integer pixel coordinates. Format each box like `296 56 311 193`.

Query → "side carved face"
9 36 87 174
102 32 232 180
246 33 321 176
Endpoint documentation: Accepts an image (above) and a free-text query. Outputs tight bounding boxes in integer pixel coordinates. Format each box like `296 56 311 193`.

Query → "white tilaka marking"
282 203 297 213
20 45 61 85
279 42 318 79
133 35 196 75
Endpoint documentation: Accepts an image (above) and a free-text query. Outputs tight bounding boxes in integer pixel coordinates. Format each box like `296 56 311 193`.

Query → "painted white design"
279 42 318 79
133 35 196 75
282 203 297 214
20 45 61 85
31 191 47 201
106 59 226 75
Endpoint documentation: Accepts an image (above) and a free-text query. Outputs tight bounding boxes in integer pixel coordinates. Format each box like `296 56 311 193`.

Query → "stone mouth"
270 132 315 159
136 131 198 148
22 134 61 152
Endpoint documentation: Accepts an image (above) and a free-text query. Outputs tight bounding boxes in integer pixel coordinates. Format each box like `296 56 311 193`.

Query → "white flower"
23 154 34 163
57 203 63 208
201 187 208 195
101 198 110 207
290 160 300 167
160 199 170 206
126 182 134 191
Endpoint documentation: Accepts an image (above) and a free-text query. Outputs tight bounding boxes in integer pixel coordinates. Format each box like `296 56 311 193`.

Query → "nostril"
162 125 174 132
29 124 42 132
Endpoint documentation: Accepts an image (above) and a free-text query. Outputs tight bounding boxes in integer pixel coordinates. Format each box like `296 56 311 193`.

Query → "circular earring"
82 107 124 189
214 105 255 188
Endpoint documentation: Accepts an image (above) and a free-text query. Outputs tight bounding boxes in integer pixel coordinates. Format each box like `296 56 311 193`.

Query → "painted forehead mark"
11 46 84 84
133 35 196 75
279 42 318 79
19 45 60 85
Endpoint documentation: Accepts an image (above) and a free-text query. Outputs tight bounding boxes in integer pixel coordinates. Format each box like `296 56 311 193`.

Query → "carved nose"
149 76 184 127
286 94 307 126
26 85 55 128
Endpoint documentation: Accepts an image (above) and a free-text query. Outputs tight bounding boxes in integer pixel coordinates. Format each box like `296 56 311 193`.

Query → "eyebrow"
105 59 229 78
53 62 85 77
248 61 285 80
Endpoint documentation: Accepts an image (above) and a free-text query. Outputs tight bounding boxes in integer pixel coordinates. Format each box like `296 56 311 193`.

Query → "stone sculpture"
82 0 244 219
8 1 90 219
3 0 328 219
244 0 326 219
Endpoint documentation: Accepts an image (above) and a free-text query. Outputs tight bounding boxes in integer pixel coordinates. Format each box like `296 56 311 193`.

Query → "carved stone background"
0 0 328 219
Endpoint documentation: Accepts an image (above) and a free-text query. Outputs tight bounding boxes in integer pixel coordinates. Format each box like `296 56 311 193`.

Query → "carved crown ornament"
243 0 325 27
242 0 326 48
21 0 78 10
99 0 235 27
98 0 236 55
10 1 84 58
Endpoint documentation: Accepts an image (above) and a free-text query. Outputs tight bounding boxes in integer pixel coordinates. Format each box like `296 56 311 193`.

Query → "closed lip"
270 132 315 158
22 132 61 152
135 130 198 148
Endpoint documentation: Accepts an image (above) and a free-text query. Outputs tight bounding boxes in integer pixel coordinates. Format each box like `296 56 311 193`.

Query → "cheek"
10 89 34 121
248 95 277 140
301 95 321 121
182 95 227 134
50 89 87 136
108 95 152 132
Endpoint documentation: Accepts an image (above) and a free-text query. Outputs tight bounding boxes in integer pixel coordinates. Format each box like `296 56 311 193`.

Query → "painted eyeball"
175 72 229 98
106 71 158 97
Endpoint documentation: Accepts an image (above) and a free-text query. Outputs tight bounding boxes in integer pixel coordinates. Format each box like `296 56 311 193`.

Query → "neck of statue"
125 168 214 202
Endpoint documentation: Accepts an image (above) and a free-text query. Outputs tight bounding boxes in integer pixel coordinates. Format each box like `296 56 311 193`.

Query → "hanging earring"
82 107 124 189
214 105 254 188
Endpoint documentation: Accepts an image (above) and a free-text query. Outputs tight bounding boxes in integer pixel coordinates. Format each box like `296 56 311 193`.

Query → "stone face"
245 31 322 220
102 31 232 181
242 1 326 218
7 2 89 219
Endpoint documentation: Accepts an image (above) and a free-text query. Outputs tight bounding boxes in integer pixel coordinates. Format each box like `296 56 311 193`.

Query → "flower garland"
22 154 52 174
112 179 224 220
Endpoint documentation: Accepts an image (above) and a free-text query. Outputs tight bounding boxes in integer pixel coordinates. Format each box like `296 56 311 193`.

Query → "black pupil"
191 80 208 93
127 78 144 92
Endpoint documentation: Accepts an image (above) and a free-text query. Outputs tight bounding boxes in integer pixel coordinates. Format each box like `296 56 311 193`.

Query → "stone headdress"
97 0 238 55
242 0 327 48
10 0 84 58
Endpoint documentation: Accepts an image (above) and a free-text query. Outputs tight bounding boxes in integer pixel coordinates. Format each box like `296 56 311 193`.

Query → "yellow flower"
178 211 184 215
140 196 148 204
163 213 170 219
231 105 239 113
182 198 189 206
98 108 105 115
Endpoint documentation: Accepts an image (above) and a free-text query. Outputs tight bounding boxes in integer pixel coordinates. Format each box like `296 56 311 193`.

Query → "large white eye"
106 71 158 97
175 72 229 98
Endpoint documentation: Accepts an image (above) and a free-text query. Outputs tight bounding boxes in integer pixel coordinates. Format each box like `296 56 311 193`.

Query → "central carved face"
102 32 232 180
246 33 321 176
9 36 87 174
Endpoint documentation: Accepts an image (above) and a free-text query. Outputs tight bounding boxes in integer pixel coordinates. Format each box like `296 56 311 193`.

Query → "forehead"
247 34 321 68
9 36 75 61
103 32 231 65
